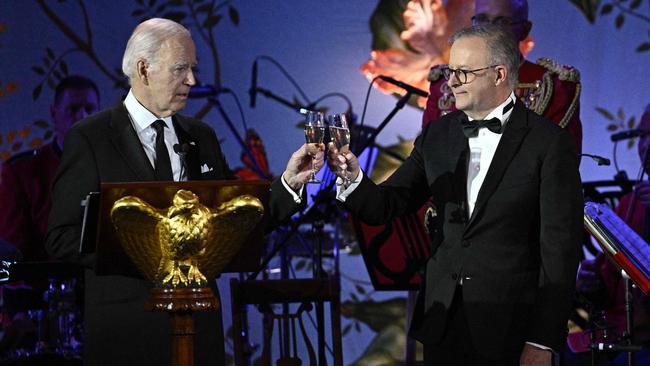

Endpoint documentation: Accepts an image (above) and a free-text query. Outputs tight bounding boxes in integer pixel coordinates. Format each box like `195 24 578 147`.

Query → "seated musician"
575 104 650 366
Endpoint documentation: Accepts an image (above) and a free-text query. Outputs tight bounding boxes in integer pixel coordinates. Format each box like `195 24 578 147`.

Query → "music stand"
583 201 650 365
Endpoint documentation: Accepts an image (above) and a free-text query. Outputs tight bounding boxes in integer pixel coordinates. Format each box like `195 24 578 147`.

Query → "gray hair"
122 18 191 80
449 24 521 89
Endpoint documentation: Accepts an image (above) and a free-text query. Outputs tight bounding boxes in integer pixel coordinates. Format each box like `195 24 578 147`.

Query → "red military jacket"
0 143 60 260
422 58 582 153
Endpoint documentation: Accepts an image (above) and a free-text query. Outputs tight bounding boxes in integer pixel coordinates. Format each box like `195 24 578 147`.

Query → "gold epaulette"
428 64 447 82
536 57 581 83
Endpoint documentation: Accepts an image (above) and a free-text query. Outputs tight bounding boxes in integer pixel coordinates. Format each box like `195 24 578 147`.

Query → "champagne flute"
328 113 351 185
304 111 325 184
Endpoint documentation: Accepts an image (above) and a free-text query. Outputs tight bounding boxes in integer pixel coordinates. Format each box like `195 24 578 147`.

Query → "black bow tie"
461 117 503 138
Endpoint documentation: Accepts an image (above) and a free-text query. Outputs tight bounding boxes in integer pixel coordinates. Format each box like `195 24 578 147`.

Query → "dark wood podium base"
145 287 220 366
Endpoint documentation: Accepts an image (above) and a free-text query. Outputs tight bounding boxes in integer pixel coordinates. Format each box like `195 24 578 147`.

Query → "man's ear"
494 66 508 86
136 60 149 85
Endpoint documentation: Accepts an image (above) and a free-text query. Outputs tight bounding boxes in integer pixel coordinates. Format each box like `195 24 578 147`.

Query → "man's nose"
186 69 196 86
447 74 461 88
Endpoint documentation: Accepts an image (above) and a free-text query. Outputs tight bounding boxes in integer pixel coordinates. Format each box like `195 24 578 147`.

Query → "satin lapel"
448 114 470 223
466 100 530 228
172 116 201 180
108 103 156 181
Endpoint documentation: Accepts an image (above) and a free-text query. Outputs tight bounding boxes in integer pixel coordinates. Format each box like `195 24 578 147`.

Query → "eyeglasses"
471 15 526 27
442 65 498 84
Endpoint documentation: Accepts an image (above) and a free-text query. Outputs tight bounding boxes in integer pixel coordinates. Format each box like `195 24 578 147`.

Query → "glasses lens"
457 69 467 84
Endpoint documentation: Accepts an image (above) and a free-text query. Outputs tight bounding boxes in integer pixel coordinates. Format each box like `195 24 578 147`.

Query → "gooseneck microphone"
249 60 258 108
378 75 429 98
580 153 611 166
173 143 191 179
611 129 645 142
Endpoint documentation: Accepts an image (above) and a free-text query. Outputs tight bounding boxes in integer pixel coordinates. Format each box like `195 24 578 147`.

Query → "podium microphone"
249 60 258 108
173 143 191 178
611 129 645 142
378 75 429 98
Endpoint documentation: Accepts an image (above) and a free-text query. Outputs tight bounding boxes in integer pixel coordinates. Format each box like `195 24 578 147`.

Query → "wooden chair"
230 277 343 366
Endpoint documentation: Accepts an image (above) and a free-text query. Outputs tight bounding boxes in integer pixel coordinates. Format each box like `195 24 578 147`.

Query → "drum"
0 262 83 361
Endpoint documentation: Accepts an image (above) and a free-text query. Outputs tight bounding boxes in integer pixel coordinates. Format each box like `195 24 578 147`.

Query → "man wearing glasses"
422 0 583 154
328 24 582 365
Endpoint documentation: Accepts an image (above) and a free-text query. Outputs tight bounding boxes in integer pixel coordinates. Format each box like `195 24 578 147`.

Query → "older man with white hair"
46 18 322 365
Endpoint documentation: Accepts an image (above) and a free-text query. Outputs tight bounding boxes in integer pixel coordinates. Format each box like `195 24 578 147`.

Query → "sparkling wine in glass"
328 113 351 185
304 111 325 183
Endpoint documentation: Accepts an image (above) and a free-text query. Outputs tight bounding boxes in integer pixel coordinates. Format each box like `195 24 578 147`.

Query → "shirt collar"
467 91 516 126
123 89 173 131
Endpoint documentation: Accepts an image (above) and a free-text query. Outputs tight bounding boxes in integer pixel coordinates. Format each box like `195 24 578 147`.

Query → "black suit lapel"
172 116 201 180
466 100 530 228
108 103 156 181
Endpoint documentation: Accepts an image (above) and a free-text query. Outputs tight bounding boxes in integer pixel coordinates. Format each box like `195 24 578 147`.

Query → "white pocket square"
201 164 214 173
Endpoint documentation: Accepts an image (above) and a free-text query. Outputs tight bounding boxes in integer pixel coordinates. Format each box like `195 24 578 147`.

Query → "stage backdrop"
1 1 649 364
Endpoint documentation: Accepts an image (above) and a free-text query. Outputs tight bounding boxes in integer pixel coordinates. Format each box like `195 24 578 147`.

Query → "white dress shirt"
465 92 516 216
123 90 185 181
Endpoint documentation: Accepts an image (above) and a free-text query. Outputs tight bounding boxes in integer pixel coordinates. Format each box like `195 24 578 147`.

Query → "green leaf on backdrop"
595 107 615 121
569 0 601 23
637 42 650 52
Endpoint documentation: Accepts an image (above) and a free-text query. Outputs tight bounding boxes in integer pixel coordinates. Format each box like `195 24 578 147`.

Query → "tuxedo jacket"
45 102 301 365
344 100 582 358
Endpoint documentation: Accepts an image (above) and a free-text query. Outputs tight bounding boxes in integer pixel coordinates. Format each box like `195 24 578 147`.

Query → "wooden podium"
92 180 270 366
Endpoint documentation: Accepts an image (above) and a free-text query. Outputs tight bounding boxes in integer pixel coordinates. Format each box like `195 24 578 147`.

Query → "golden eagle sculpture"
110 189 264 288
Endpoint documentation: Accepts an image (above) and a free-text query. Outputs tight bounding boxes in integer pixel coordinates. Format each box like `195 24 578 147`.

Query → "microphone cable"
253 55 312 107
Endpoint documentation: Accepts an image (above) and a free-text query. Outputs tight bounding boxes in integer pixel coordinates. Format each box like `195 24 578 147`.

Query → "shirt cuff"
281 174 303 204
335 170 364 202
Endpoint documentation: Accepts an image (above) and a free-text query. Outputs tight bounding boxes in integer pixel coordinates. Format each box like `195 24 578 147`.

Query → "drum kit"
0 261 83 365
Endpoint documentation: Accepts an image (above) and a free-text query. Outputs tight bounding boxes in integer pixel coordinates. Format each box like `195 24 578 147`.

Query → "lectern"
93 180 269 366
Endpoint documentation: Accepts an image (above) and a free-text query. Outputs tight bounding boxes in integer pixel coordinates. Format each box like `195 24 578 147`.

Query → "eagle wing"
199 195 264 280
110 196 164 282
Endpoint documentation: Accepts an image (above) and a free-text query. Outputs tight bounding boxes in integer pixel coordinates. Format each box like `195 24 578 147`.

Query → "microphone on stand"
580 153 611 166
611 129 647 142
249 60 258 108
173 143 191 179
378 75 429 98
188 84 228 99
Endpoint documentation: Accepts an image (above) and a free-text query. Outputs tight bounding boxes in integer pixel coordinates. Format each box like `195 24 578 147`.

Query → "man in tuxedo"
45 18 322 365
328 24 582 365
422 0 582 154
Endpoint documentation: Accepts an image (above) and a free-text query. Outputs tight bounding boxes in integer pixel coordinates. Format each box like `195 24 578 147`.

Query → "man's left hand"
520 344 552 366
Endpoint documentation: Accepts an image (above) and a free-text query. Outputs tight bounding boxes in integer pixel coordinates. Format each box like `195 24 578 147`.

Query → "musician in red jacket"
0 76 99 260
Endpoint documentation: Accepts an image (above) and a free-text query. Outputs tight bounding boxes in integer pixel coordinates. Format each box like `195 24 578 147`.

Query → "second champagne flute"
328 113 351 185
304 111 325 184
